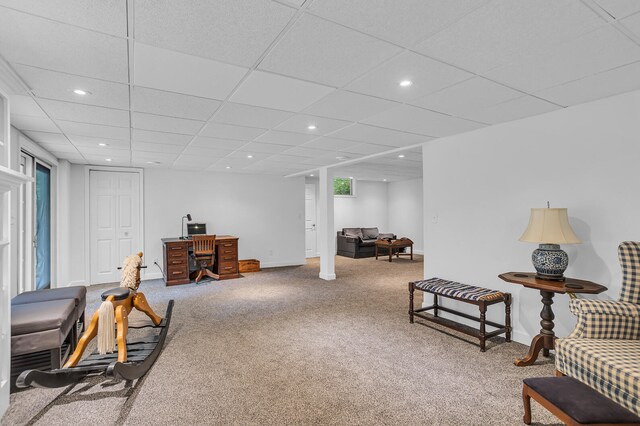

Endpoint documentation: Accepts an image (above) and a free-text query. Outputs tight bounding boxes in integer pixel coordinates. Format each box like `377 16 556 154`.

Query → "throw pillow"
361 227 379 239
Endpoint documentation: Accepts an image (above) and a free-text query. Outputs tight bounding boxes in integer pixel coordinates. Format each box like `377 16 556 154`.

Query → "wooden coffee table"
375 238 413 262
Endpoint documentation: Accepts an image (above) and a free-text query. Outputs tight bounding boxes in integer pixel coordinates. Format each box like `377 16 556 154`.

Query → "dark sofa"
336 227 396 258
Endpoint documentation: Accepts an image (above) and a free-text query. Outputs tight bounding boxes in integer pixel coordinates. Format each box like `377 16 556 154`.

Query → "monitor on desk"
187 223 207 237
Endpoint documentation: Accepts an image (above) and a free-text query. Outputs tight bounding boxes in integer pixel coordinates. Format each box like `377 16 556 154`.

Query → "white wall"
388 178 423 253
334 180 390 234
422 90 640 344
68 166 306 284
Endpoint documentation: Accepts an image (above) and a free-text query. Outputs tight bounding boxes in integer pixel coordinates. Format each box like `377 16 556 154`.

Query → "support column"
318 167 336 280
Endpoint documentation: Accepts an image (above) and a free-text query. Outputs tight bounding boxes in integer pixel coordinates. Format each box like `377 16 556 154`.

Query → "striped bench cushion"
412 278 505 302
556 338 640 416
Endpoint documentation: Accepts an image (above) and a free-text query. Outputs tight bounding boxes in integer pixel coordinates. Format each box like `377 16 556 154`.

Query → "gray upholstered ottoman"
12 286 87 325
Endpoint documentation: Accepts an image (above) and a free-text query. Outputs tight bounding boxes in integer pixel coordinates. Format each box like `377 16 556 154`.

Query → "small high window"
333 177 354 196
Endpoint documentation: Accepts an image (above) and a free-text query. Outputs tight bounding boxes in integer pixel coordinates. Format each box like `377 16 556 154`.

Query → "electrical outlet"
268 250 273 256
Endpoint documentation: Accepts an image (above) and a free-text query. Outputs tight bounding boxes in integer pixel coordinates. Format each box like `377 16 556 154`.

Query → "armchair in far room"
190 235 219 283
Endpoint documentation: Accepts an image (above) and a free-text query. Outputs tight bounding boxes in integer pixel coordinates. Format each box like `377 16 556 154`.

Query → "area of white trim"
0 164 31 191
319 272 336 280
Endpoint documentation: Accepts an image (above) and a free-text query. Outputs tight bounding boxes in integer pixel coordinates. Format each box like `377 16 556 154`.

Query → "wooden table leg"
411 244 413 260
389 247 392 262
375 244 379 260
515 290 556 366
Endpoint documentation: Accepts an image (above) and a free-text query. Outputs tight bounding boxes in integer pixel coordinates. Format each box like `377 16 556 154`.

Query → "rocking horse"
17 252 174 389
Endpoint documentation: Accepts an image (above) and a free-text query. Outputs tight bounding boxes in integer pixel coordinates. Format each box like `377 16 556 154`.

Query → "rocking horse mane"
120 253 143 290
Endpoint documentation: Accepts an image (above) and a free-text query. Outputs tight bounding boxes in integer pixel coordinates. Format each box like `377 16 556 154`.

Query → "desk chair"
190 235 219 283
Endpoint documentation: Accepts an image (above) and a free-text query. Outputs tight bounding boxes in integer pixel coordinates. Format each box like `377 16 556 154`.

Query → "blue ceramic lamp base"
532 244 568 281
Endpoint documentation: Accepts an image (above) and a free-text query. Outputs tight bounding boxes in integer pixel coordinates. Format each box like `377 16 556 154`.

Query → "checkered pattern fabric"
412 278 505 302
619 241 640 304
556 338 640 416
567 299 640 340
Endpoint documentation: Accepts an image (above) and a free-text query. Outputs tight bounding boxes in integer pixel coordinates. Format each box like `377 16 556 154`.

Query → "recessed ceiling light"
226 166 232 169
383 179 387 182
310 174 314 177
349 176 354 179
98 143 108 147
105 158 112 162
73 89 90 95
307 124 317 130
398 154 405 158
146 161 160 165
399 80 413 87
336 156 348 161
247 155 253 159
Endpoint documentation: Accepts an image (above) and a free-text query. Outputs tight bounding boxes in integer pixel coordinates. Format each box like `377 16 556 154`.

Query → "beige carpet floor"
2 256 560 425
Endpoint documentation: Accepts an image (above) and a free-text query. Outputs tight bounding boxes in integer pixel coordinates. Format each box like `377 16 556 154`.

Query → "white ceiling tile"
182 145 234 158
329 123 429 146
345 51 472 102
485 25 640 92
410 77 522 116
39 142 78 153
274 114 352 135
132 129 193 145
190 136 248 150
10 114 60 133
57 120 130 140
0 0 127 36
301 137 360 151
38 99 129 127
362 105 485 137
303 90 398 122
238 142 291 154
415 0 605 74
174 154 217 167
21 131 68 145
132 141 185 154
594 0 640 19
212 102 293 129
67 135 130 148
132 112 203 135
259 14 401 87
200 122 266 141
14 64 130 110
79 144 128 155
463 96 561 125
230 71 334 112
309 0 487 47
51 152 86 163
338 142 396 155
300 156 340 166
131 151 179 163
225 151 271 161
621 12 640 37
134 43 247 99
0 7 128 82
266 153 309 163
254 130 318 146
283 146 331 158
132 87 222 121
10 95 47 117
535 61 640 107
134 0 294 67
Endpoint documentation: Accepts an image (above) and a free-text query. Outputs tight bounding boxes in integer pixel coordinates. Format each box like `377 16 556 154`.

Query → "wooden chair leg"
204 269 220 280
479 301 487 352
522 385 532 425
64 309 99 368
408 282 414 323
133 292 163 325
555 370 565 377
115 305 128 363
505 294 512 342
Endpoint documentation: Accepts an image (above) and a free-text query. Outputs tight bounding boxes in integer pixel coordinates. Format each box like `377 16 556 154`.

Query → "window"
333 177 354 196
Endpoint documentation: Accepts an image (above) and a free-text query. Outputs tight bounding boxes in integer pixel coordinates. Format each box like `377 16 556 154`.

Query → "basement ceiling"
1 0 640 177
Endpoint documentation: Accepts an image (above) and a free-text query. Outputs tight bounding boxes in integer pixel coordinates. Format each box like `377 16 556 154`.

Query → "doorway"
305 183 317 258
89 170 142 285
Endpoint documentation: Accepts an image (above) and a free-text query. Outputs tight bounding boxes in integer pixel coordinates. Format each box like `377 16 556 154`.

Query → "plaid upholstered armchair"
555 241 640 415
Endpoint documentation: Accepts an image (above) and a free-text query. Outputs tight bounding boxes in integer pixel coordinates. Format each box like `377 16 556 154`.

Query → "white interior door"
90 171 141 285
305 183 317 258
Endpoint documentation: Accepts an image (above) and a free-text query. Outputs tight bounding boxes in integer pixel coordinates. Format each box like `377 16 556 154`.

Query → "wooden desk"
162 236 239 285
498 272 607 366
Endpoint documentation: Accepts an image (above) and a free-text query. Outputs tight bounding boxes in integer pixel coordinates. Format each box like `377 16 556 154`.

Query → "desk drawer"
167 257 187 266
218 261 238 275
219 254 237 263
167 265 188 280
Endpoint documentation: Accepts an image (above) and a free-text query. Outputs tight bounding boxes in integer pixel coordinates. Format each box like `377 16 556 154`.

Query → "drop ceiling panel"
38 99 129 127
621 12 640 37
14 64 130 110
200 122 266 141
190 136 248 151
21 131 68 145
39 142 78 153
329 123 429 146
57 120 130 140
132 141 185 154
134 43 247 99
303 90 398 122
134 0 294 67
0 0 127 36
0 7 128 82
230 71 334 112
132 87 222 121
463 96 560 125
345 51 472 102
10 114 60 133
131 151 179 162
593 0 640 19
414 1 605 74
67 134 130 149
10 95 47 117
181 145 234 158
132 112 203 135
339 142 396 155
485 26 640 93
410 77 523 117
258 14 401 87
283 146 332 158
535 61 640 107
301 137 360 151
274 114 351 135
237 142 291 154
132 129 193 145
213 102 293 129
174 154 217 167
309 0 486 47
362 105 485 137
225 151 271 161
254 130 319 146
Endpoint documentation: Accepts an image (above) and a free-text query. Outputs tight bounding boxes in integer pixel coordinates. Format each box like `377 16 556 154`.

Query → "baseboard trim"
143 272 164 281
68 280 87 287
319 272 336 280
260 260 306 268
413 249 424 255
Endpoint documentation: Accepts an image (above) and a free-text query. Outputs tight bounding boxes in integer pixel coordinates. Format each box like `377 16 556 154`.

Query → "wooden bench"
523 376 640 425
409 278 511 351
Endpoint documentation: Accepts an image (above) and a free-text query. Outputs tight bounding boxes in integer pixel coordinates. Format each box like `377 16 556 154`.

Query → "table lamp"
519 207 581 281
180 213 192 240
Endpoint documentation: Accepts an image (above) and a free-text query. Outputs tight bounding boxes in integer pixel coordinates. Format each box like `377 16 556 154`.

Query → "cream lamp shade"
519 208 582 245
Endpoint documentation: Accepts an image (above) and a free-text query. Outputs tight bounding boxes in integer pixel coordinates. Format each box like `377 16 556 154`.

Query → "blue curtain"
35 163 51 290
